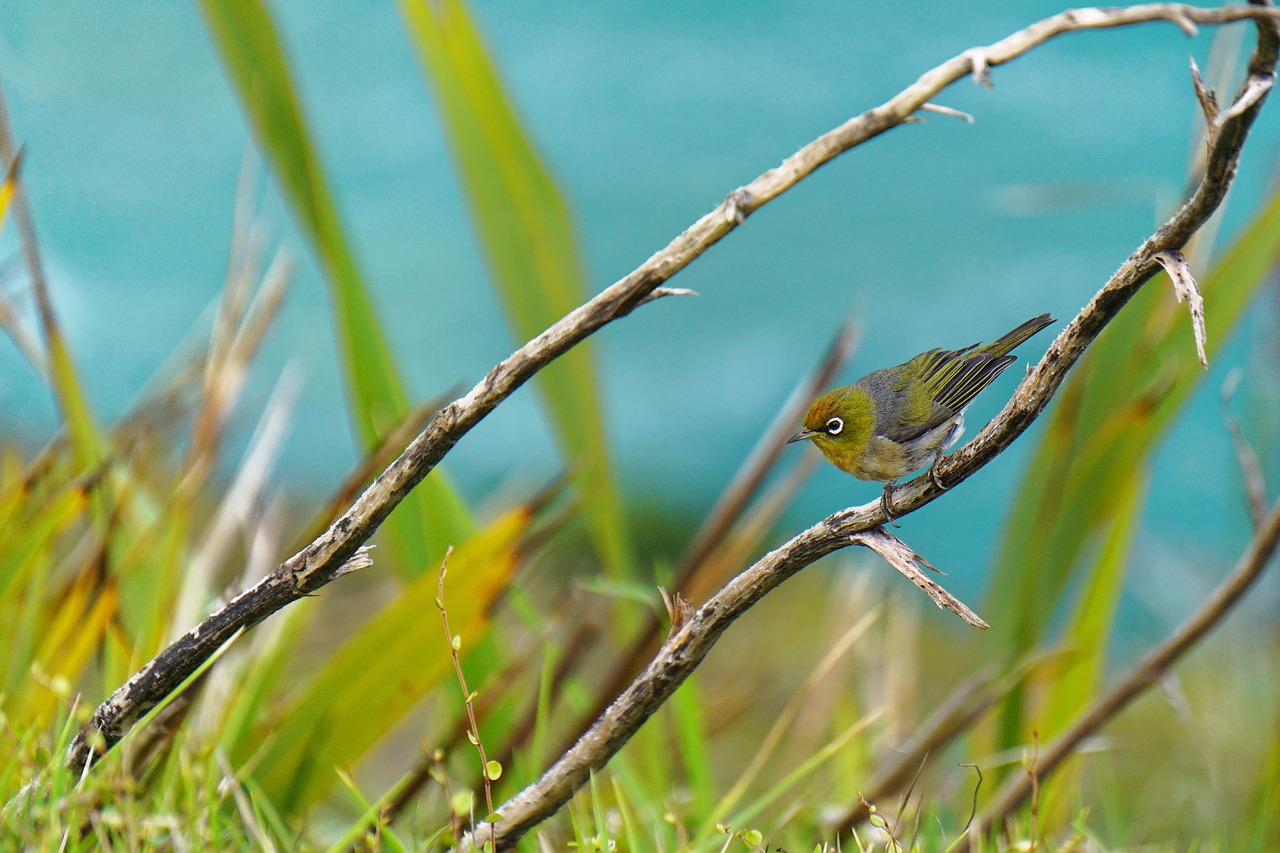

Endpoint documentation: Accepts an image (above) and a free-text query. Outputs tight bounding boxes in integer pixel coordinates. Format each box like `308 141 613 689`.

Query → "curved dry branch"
961 494 1280 849
458 5 1280 848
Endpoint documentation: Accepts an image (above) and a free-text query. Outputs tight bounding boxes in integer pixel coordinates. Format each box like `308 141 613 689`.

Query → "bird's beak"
786 428 817 444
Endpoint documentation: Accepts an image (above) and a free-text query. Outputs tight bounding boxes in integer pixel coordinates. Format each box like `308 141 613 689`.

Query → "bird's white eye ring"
825 417 843 435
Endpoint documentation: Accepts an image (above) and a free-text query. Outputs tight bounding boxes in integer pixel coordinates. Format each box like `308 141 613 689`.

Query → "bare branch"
850 528 989 629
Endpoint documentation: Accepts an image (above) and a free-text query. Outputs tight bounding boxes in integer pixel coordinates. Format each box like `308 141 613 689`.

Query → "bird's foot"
880 483 901 528
930 462 949 491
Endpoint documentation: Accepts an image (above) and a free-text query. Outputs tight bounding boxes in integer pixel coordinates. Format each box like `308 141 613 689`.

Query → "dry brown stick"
457 6 1280 848
960 493 1280 849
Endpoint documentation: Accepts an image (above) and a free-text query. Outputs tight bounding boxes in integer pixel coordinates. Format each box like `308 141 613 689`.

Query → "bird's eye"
825 417 843 435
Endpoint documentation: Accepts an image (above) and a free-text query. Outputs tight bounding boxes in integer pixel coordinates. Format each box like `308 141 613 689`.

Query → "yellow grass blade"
240 506 530 811
12 571 118 726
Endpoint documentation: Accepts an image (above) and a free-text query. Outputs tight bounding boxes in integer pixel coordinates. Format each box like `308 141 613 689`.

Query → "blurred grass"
984 176 1280 830
199 0 474 576
0 3 1277 851
398 0 634 581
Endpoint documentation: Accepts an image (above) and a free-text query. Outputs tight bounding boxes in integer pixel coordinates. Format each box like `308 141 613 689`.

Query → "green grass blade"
669 679 715 821
1036 468 1148 830
398 0 633 579
0 156 106 475
198 0 472 570
44 335 106 474
985 183 1280 748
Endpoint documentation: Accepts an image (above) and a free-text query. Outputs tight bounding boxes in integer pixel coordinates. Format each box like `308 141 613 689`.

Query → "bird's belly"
845 416 964 482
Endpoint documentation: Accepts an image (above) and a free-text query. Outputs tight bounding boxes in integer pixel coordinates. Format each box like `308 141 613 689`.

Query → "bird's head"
787 385 876 465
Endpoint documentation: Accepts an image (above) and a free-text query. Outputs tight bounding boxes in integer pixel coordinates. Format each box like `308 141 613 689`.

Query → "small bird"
788 313 1054 522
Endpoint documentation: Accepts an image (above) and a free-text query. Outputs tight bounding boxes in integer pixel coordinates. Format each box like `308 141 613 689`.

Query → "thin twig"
437 547 499 852
960 764 982 839
850 529 987 629
919 103 976 123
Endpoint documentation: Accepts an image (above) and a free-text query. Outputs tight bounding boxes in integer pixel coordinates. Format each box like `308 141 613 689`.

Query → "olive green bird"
788 313 1054 522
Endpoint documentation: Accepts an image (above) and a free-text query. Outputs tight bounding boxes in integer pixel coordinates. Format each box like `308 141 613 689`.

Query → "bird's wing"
878 398 957 443
922 349 1017 414
865 352 963 443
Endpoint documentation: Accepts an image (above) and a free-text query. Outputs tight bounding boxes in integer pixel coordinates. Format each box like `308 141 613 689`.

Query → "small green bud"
450 790 474 816
741 829 763 847
485 759 503 780
451 634 462 651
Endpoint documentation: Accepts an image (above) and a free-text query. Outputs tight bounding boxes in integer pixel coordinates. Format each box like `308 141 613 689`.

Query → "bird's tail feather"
984 313 1055 356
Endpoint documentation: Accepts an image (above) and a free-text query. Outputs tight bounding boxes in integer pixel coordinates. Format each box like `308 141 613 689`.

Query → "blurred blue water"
0 2 1277 615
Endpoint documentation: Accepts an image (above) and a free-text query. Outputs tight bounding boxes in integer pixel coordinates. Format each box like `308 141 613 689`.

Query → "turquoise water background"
1 3 1278 618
